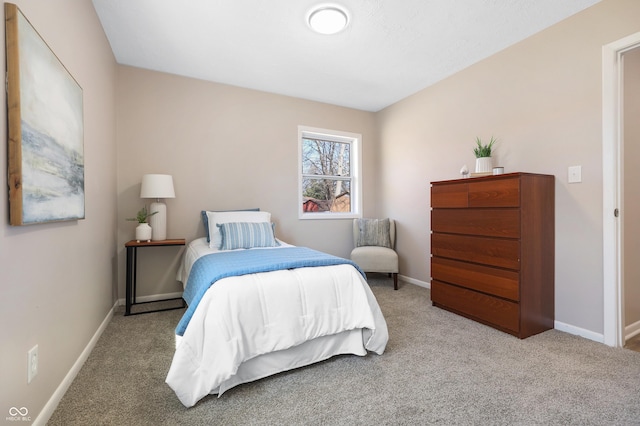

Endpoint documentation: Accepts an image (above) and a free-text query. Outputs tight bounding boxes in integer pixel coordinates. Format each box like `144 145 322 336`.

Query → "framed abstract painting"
5 3 84 225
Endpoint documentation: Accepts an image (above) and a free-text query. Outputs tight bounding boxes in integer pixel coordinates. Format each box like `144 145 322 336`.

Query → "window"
298 126 361 219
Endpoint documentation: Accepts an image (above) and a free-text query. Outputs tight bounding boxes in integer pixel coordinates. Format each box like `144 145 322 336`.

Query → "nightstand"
125 238 186 316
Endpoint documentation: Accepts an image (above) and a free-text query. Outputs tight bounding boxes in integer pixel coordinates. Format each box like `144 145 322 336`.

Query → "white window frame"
298 125 362 220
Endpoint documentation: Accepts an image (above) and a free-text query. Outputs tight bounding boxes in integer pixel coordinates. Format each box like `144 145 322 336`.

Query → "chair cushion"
350 246 398 273
356 218 391 248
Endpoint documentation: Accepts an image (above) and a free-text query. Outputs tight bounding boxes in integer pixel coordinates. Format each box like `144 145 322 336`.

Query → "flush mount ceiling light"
307 5 349 35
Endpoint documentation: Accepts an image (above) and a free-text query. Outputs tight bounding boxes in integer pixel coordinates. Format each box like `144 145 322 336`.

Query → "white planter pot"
135 223 152 242
475 157 492 173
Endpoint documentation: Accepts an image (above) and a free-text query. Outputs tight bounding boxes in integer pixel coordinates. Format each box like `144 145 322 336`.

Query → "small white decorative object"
135 223 152 242
473 136 497 173
475 157 492 173
127 206 157 241
460 164 469 179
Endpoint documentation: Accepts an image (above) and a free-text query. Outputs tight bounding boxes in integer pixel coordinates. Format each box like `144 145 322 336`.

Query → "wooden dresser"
430 172 555 339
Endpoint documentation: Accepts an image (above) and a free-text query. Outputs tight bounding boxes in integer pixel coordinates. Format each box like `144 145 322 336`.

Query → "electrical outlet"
28 345 38 383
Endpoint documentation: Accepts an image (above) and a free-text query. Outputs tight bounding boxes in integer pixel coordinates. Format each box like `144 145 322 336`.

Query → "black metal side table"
125 238 186 316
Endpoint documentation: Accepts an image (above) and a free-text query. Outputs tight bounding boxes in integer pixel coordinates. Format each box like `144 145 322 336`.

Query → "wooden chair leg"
392 273 398 290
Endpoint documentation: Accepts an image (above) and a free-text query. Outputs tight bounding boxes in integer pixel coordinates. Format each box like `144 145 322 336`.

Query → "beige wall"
116 66 378 299
0 0 117 422
115 0 640 335
376 0 640 334
624 47 640 331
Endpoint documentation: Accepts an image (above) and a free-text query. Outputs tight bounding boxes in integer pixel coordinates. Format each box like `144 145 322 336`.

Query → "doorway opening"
602 32 640 347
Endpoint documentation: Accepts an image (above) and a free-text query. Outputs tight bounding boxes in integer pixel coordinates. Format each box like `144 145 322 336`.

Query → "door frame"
602 32 640 347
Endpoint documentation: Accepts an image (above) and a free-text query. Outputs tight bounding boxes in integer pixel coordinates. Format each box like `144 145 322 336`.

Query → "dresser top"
431 172 554 185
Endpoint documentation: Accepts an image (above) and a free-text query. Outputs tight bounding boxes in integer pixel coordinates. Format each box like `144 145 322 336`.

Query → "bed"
165 210 389 407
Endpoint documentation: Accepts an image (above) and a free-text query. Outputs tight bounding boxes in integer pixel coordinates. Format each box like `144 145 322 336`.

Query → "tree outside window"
298 126 361 219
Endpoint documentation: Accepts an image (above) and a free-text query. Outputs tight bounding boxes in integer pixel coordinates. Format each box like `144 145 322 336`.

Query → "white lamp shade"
140 174 175 199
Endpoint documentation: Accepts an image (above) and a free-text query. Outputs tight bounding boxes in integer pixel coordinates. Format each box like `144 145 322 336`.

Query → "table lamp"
140 174 175 241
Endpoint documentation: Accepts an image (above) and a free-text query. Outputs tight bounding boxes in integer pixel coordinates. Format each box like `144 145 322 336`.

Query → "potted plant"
473 136 497 173
127 206 157 242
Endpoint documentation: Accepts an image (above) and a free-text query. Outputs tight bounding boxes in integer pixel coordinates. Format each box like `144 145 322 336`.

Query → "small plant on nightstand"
127 206 157 224
127 207 157 242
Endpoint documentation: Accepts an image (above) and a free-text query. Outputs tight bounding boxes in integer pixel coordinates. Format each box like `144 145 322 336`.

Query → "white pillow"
206 210 271 249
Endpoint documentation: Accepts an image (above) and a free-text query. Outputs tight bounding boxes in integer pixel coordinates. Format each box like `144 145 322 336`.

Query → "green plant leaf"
473 136 497 158
126 206 158 223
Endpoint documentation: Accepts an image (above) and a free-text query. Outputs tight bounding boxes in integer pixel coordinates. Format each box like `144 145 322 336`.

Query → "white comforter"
166 240 388 407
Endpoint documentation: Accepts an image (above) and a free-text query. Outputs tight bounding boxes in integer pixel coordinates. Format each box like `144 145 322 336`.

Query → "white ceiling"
92 0 601 112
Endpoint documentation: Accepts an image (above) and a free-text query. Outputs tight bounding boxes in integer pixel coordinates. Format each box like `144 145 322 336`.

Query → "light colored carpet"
48 276 640 425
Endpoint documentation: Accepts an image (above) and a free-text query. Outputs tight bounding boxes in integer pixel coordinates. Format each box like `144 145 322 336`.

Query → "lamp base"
149 201 167 241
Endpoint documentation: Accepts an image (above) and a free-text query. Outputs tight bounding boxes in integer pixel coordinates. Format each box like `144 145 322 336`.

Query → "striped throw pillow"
357 218 391 248
217 222 279 250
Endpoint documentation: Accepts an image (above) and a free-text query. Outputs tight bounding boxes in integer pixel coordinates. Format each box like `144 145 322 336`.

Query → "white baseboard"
400 274 430 289
118 291 184 306
625 320 640 340
34 300 119 426
554 320 604 344
555 319 640 345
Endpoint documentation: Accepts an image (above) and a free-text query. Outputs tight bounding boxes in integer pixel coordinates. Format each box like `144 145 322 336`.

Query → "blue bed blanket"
176 247 365 336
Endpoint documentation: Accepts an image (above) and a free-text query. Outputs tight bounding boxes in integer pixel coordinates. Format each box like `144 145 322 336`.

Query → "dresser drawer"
431 281 520 334
431 257 519 301
431 233 520 270
431 209 520 238
431 183 468 208
468 178 520 207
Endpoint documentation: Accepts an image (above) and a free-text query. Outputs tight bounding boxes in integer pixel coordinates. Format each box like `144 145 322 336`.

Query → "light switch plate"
568 165 582 183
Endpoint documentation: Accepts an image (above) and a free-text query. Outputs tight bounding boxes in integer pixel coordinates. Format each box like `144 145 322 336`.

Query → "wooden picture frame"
5 3 84 225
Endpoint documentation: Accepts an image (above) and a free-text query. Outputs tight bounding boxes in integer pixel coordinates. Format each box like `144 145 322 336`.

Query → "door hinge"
614 208 619 217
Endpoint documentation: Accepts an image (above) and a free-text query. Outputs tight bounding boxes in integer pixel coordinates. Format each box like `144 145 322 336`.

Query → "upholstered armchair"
350 218 399 290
